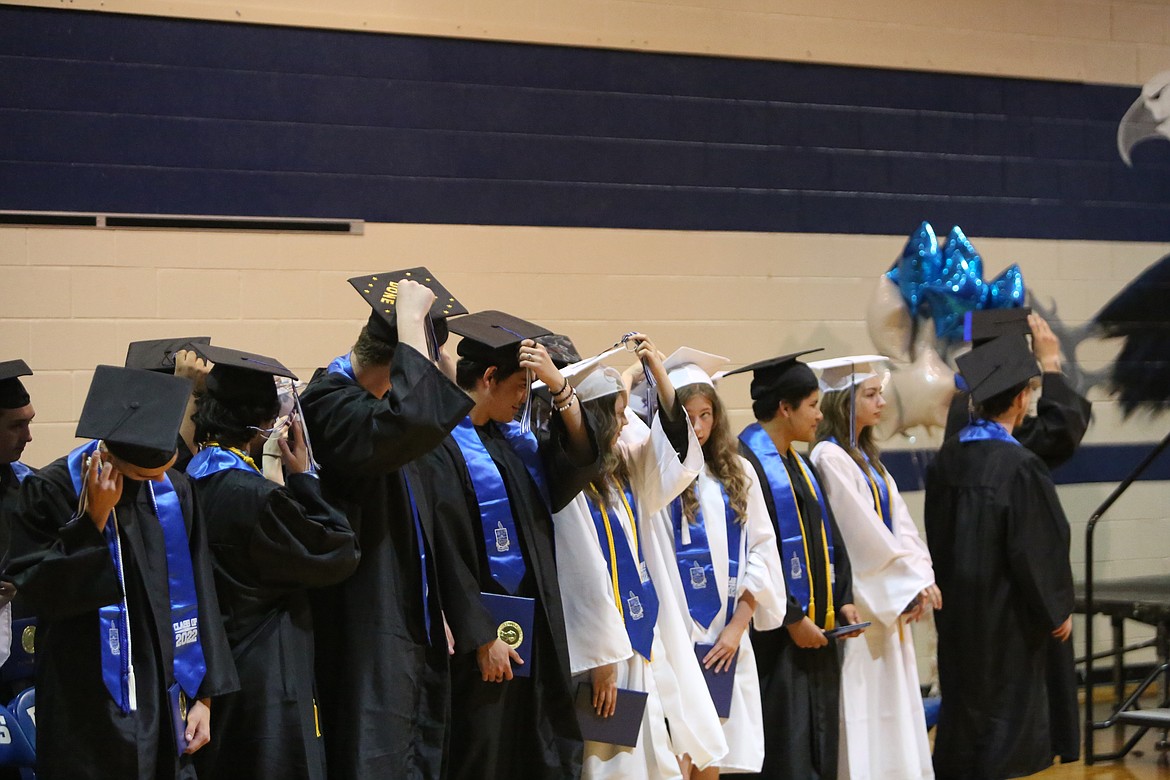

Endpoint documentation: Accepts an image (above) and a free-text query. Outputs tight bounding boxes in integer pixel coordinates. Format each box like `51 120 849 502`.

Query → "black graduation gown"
739 445 854 780
7 458 238 780
944 373 1092 468
299 343 473 780
0 462 37 700
925 436 1078 779
191 468 359 780
415 411 599 780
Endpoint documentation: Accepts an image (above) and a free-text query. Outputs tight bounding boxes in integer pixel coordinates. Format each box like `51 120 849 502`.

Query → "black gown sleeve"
540 406 602 513
302 344 473 477
422 442 500 654
7 464 122 620
247 473 360 589
1014 373 1092 469
1004 456 1075 630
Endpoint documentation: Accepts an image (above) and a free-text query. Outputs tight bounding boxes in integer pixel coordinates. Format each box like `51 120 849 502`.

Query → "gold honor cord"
864 470 885 524
205 442 261 473
591 483 624 620
789 446 836 630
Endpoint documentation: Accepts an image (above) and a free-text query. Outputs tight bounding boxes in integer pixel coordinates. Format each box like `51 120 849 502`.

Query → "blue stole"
828 437 892 532
450 417 530 595
670 481 741 629
739 424 836 628
327 353 433 638
959 418 1021 446
11 462 31 484
68 441 207 712
586 479 658 660
185 446 258 479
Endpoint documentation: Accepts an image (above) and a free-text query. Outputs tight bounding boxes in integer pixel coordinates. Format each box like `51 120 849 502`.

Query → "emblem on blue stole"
689 561 708 589
790 551 803 580
494 521 511 552
627 591 645 621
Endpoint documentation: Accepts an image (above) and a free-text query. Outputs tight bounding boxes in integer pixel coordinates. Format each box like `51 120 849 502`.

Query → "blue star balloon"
925 226 988 340
983 263 1026 309
886 221 941 317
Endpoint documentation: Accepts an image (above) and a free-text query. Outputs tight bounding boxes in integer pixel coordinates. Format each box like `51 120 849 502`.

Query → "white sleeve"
810 442 930 627
625 406 703 518
736 457 787 631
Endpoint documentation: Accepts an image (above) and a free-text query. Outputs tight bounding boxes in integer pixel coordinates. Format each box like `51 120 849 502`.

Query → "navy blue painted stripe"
2 6 1169 238
884 442 1170 493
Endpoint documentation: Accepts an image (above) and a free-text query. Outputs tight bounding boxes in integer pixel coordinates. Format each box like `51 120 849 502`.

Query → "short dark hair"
455 353 523 392
352 325 395 368
752 375 819 422
193 391 279 449
974 379 1030 420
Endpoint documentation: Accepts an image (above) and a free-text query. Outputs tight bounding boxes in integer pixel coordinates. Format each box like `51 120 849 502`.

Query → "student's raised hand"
278 414 312 475
787 616 829 648
1052 615 1073 642
183 698 212 754
517 339 560 387
477 638 522 682
436 345 457 383
84 451 122 533
394 278 437 326
1028 314 1062 373
173 349 211 393
590 662 618 718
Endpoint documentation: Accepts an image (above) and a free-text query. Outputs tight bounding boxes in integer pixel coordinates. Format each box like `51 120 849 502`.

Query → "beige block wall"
9 0 1170 85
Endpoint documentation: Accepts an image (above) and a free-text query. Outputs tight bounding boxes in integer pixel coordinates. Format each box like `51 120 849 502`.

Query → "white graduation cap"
806 354 889 393
532 345 628 402
627 347 729 418
806 354 890 448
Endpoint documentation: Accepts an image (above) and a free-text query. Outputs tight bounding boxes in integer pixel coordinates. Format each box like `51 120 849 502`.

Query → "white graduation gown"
554 409 728 780
648 457 787 773
809 441 935 780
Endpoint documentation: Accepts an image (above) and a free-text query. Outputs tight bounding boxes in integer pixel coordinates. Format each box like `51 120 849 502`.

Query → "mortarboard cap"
956 335 1040 405
662 348 730 391
189 344 297 408
348 268 466 346
807 354 889 393
722 349 824 401
76 366 192 468
125 337 212 373
964 307 1032 345
0 360 33 410
535 334 582 370
450 310 551 365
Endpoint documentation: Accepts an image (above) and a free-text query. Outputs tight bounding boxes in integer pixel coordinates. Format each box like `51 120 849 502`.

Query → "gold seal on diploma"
497 620 523 650
21 625 35 655
179 691 188 721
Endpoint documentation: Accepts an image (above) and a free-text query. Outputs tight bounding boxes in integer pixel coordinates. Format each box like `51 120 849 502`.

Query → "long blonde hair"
677 384 750 526
815 387 886 476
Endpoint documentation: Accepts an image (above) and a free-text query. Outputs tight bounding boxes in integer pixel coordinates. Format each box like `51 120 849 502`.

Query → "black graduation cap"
125 337 212 373
0 359 32 410
449 310 552 364
956 335 1040 405
189 345 297 408
76 366 192 468
722 348 824 401
963 307 1032 345
348 268 467 346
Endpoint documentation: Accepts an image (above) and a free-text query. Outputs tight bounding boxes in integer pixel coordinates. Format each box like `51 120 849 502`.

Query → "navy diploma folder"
480 592 535 678
574 684 648 748
694 643 738 718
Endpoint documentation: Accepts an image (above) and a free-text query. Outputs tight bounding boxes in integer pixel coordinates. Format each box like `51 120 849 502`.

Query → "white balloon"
866 276 913 363
877 324 955 437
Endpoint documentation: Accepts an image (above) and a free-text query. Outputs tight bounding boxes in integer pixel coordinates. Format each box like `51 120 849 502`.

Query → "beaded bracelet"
554 390 577 413
551 378 571 399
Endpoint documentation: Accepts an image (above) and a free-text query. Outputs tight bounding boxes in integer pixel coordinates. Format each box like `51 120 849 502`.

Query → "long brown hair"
582 392 631 505
815 387 886 476
677 384 750 526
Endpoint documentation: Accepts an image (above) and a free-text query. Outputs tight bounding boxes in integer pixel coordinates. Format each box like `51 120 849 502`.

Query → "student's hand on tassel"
1052 615 1073 642
477 638 522 682
590 662 618 718
278 414 312 475
183 698 212 754
787 616 829 648
394 279 437 326
1028 314 1062 373
517 339 559 387
84 451 122 533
